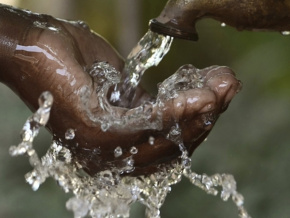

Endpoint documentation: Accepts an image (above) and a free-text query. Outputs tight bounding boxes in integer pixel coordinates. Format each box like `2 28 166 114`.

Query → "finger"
102 65 242 176
204 66 242 111
59 20 124 71
155 65 241 155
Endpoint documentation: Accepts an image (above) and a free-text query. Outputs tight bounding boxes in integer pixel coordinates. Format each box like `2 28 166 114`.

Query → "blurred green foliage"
0 0 289 218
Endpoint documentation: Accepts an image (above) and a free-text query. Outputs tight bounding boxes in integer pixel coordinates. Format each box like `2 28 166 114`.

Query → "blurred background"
0 0 289 217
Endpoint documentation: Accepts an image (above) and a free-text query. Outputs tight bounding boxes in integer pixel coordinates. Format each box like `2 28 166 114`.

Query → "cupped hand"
0 4 241 176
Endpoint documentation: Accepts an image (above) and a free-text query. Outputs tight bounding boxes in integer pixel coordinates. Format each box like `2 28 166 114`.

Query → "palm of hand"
0 5 241 176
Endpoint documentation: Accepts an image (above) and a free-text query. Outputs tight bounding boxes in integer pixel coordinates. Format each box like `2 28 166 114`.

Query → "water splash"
79 60 163 132
9 93 251 217
80 63 208 135
157 65 204 101
129 146 138 155
9 91 53 191
9 31 251 217
9 91 53 157
114 146 123 158
111 30 173 107
65 129 75 140
148 136 155 145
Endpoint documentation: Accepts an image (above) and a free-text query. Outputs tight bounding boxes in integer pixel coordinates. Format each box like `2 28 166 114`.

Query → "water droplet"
93 148 101 155
130 146 138 154
148 136 155 145
65 129 75 140
66 197 90 218
47 26 59 32
202 174 214 190
221 22 227 27
77 20 89 29
182 157 191 169
33 20 46 28
167 125 182 143
170 125 181 136
281 31 290 36
110 90 121 103
221 174 236 201
101 123 109 132
121 156 135 173
114 146 123 157
204 120 212 126
206 104 213 111
38 91 53 108
25 170 41 191
238 207 251 218
233 193 244 207
9 143 30 156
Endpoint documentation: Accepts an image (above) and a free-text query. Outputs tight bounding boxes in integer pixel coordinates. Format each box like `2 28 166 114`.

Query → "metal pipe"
150 0 290 40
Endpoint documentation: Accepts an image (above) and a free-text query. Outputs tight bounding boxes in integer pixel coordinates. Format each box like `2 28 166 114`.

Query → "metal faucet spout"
150 0 290 41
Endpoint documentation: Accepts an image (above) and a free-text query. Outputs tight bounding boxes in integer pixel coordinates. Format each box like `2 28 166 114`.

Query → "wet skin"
0 4 241 176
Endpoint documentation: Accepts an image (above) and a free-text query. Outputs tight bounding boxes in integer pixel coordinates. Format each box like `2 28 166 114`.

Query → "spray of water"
9 30 251 218
110 30 173 108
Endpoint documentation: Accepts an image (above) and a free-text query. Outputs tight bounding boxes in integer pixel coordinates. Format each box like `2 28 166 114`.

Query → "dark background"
0 0 289 217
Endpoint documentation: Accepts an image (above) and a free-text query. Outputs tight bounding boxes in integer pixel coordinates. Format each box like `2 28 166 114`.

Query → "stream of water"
9 30 251 218
110 30 173 108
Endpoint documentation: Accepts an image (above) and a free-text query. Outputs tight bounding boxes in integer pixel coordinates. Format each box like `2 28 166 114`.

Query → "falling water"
9 30 251 218
110 30 173 107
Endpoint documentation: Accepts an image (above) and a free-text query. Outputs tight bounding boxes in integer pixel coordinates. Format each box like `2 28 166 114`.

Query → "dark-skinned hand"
0 4 241 176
